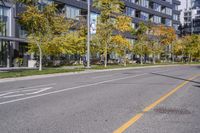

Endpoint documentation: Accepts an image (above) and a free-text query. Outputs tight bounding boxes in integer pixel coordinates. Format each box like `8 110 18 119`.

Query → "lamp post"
86 0 91 68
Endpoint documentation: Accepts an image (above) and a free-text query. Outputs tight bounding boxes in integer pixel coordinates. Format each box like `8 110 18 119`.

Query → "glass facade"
0 6 11 67
0 6 11 37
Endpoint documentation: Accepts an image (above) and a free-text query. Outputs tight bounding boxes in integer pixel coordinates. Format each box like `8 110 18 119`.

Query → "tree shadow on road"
151 73 200 85
193 85 200 88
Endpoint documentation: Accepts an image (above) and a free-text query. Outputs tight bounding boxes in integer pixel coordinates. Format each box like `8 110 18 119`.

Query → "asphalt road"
0 65 200 133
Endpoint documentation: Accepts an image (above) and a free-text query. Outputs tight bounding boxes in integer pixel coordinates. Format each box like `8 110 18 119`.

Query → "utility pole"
86 0 91 68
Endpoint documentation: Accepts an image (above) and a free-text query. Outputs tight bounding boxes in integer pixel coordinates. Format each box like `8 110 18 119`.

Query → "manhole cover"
154 107 191 115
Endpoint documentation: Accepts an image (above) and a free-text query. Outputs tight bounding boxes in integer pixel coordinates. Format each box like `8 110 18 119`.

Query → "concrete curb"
0 64 197 83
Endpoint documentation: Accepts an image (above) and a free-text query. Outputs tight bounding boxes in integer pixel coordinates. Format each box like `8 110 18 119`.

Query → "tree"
159 26 176 62
18 4 72 70
172 38 185 62
148 24 165 64
132 22 149 64
181 35 200 62
93 0 123 67
112 15 132 66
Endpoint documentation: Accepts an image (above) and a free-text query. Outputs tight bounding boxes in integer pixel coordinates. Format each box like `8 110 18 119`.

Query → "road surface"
0 65 199 133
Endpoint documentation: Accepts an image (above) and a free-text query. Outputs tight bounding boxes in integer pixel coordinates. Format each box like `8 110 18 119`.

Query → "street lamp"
86 0 91 68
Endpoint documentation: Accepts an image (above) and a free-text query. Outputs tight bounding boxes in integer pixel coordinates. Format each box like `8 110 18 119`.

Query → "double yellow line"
113 74 199 133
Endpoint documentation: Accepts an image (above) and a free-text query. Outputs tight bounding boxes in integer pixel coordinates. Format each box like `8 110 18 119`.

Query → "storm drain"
154 107 191 115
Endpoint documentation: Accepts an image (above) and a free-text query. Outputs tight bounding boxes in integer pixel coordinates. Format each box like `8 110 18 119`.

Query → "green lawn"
0 68 84 79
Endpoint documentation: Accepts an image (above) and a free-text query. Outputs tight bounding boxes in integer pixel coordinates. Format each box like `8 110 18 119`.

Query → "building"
181 0 200 35
0 0 181 68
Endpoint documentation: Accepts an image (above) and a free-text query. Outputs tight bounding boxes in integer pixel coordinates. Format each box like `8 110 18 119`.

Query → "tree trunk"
153 53 156 64
39 46 42 71
104 43 108 68
172 54 175 64
188 54 191 64
123 49 126 67
140 55 143 65
35 41 42 71
79 57 82 64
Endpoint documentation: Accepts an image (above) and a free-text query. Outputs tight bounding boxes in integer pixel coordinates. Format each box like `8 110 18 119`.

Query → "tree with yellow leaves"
93 0 124 67
19 4 73 70
112 15 132 66
132 22 149 65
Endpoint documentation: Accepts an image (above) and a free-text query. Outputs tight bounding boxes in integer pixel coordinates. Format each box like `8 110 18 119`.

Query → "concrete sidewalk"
0 67 37 72
0 64 183 83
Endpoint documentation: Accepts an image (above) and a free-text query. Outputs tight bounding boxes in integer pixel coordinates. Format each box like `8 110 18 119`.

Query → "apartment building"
0 0 180 67
181 0 200 35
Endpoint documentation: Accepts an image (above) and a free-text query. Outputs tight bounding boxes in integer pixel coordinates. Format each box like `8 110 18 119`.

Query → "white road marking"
0 69 172 105
0 92 14 97
0 83 56 94
3 94 25 98
0 87 52 99
26 87 52 95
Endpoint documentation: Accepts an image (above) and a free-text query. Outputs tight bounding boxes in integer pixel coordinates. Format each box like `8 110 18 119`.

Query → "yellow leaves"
112 35 131 56
115 16 132 32
151 24 176 46
112 35 130 48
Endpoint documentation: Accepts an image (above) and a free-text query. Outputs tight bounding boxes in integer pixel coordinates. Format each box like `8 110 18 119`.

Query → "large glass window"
0 6 11 37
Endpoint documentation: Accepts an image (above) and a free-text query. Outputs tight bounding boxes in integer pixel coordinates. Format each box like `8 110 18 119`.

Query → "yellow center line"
113 74 200 133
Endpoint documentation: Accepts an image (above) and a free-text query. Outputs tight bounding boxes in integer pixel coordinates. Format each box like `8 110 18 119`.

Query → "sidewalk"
0 66 83 72
0 64 184 83
0 67 37 72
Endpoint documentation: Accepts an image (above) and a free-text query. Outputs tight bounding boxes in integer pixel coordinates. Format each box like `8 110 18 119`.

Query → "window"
173 24 179 30
138 0 149 8
140 12 149 21
125 7 135 17
125 0 135 3
153 3 161 12
65 6 80 19
0 6 11 36
173 14 178 21
153 16 161 23
166 8 172 15
165 19 172 26
174 5 178 10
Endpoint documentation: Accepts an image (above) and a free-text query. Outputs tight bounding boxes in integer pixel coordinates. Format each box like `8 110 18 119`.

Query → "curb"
0 64 196 83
